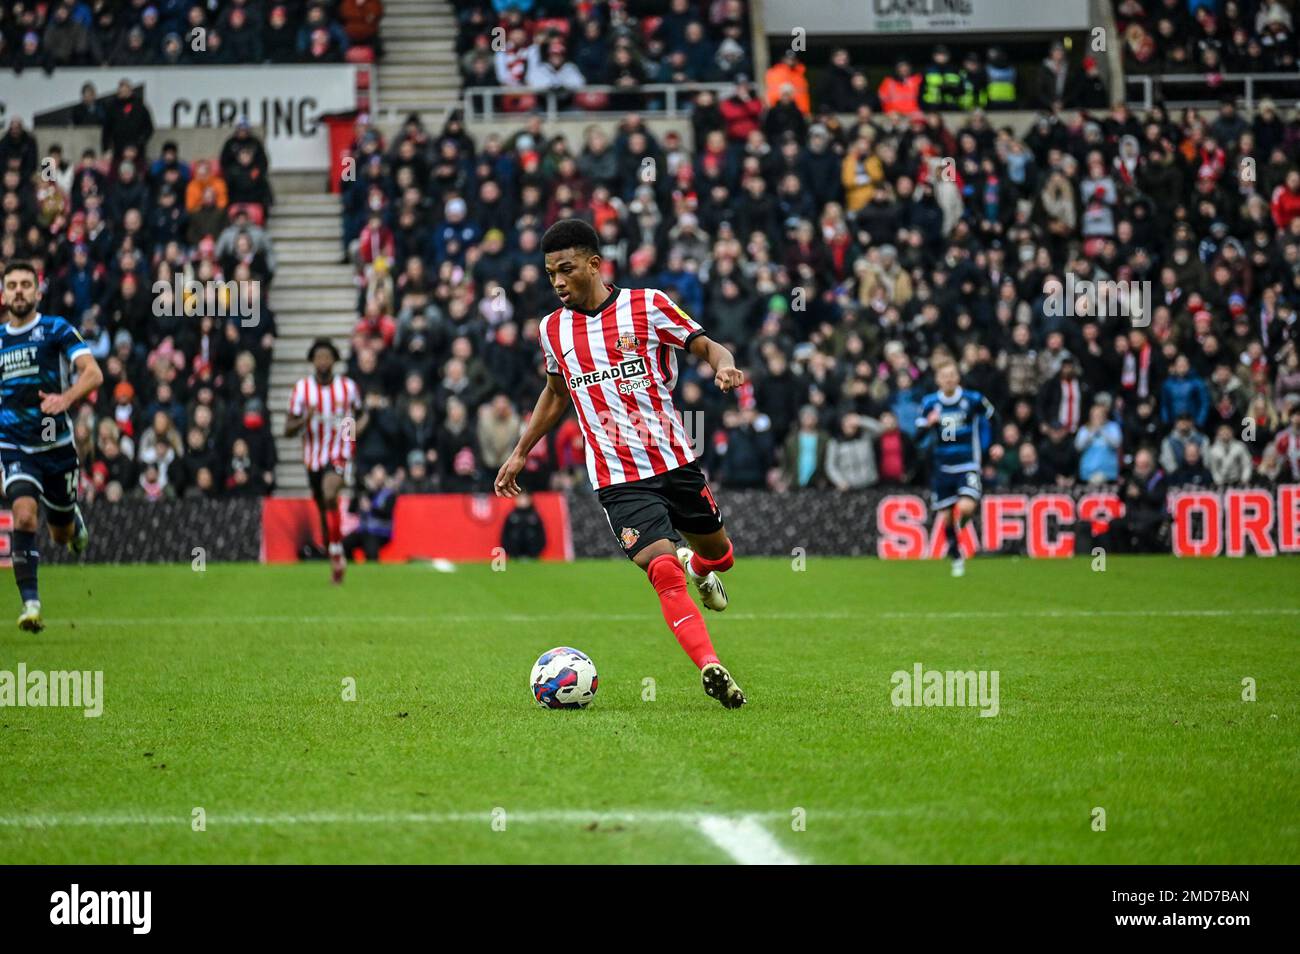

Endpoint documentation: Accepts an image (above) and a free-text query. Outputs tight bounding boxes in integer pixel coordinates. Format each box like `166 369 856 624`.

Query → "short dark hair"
3 260 38 281
541 218 599 257
306 336 341 363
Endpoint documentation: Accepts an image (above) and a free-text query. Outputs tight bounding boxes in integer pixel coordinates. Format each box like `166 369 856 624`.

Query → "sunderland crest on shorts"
619 526 641 550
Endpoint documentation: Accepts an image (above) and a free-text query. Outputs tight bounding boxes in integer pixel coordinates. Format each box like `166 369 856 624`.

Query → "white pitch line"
0 810 700 828
57 607 1300 627
61 616 826 631
877 607 1300 620
0 808 811 864
0 808 878 832
697 815 802 865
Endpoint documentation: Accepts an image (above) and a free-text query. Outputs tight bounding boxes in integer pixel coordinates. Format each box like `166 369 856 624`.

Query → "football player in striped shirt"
285 337 363 584
915 358 995 577
494 220 747 708
0 261 102 632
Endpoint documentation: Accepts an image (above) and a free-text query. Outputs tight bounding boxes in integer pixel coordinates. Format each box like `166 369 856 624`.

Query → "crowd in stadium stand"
0 0 380 69
8 1 1300 552
453 0 1122 114
336 64 1300 553
1118 0 1298 74
456 0 754 109
1 87 280 502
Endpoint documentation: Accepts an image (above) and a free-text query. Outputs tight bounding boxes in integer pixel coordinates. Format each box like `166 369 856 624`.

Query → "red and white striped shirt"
288 374 362 471
540 285 703 489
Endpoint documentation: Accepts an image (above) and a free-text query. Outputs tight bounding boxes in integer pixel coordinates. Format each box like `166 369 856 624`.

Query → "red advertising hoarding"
261 492 574 563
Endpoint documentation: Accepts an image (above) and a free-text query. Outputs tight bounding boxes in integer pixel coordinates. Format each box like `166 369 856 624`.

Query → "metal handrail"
463 82 737 121
1124 72 1300 111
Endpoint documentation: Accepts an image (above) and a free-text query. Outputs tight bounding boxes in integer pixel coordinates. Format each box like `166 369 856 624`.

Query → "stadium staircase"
376 0 462 122
267 2 460 495
267 171 356 496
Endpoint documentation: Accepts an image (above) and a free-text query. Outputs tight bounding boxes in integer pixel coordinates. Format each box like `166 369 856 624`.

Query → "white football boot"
17 600 43 633
677 546 728 611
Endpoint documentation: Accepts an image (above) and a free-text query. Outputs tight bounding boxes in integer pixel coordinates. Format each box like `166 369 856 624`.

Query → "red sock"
647 553 719 670
325 507 342 549
689 540 734 577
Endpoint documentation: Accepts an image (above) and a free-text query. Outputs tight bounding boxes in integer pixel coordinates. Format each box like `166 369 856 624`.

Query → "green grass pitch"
0 556 1296 864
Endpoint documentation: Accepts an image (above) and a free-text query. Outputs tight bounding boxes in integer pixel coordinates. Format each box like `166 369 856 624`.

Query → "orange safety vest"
765 62 812 115
878 74 922 115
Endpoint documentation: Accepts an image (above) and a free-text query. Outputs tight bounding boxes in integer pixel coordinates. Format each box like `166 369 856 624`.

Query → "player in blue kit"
0 262 103 631
915 358 995 577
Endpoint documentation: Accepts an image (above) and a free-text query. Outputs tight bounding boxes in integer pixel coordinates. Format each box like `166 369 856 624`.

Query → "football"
530 647 599 709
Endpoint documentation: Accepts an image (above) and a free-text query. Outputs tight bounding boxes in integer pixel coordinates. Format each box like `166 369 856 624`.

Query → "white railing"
1125 72 1300 111
463 83 736 121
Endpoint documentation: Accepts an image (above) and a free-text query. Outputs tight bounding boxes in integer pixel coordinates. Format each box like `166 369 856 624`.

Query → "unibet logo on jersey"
1 345 39 380
568 356 650 394
0 313 90 453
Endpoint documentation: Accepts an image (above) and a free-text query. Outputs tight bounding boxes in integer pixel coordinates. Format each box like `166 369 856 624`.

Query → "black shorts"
597 462 724 560
308 459 350 498
2 443 79 525
931 468 982 510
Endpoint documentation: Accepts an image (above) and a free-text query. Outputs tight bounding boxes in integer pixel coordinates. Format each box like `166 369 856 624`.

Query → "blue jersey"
0 312 91 454
915 386 995 474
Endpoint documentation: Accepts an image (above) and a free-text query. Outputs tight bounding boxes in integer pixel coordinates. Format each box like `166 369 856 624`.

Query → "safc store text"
877 486 1300 558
